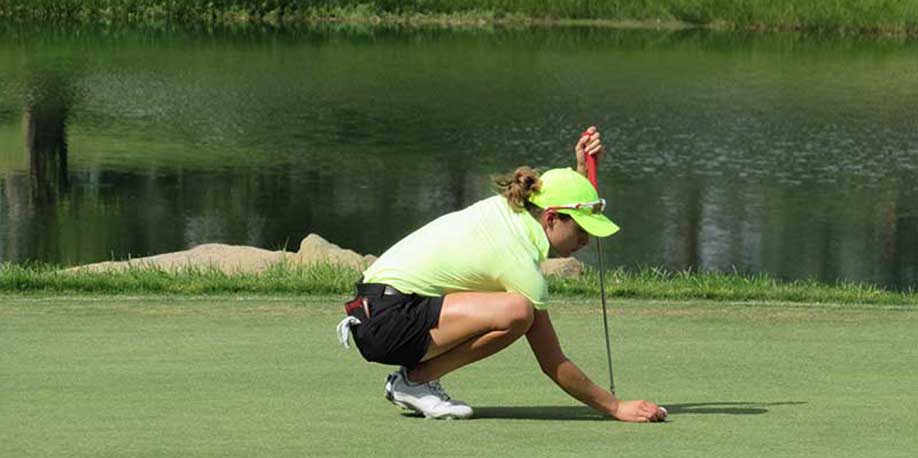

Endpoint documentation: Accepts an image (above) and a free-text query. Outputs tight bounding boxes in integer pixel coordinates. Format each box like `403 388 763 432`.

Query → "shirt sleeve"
498 263 549 309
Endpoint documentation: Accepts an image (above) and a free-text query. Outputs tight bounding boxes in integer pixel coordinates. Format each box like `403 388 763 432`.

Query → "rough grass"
0 262 359 295
553 268 918 306
1 0 918 33
1 296 916 457
2 262 916 306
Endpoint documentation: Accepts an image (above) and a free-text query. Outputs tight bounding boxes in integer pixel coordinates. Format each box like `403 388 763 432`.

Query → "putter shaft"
597 237 615 395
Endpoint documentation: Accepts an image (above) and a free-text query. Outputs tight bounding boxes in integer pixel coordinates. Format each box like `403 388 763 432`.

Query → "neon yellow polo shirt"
362 195 551 309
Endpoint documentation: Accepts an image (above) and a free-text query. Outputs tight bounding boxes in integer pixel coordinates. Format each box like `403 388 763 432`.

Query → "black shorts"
344 282 443 369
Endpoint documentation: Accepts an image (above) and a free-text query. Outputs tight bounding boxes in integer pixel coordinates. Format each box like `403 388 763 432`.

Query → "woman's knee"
500 294 535 332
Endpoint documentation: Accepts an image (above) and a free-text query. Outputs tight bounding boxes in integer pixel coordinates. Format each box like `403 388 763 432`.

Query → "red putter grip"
582 130 599 191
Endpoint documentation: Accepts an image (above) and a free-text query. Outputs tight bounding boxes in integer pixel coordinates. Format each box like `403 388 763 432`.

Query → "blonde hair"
496 166 542 213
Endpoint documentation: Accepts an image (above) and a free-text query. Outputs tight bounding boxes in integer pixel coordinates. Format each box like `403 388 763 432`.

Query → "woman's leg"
407 292 534 383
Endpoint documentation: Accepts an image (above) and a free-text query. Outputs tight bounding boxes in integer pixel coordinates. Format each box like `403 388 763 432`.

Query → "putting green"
1 296 915 457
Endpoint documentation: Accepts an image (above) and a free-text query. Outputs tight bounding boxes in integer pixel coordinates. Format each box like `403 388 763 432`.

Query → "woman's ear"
541 208 558 230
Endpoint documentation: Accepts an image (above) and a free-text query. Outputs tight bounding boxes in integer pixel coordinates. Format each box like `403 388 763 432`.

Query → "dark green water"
2 24 918 288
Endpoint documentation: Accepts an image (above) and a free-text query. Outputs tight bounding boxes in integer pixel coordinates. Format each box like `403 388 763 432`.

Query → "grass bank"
1 0 918 34
2 296 916 457
2 262 915 306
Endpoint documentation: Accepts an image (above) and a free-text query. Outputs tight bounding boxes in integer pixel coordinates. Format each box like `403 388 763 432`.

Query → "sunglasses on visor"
546 198 606 214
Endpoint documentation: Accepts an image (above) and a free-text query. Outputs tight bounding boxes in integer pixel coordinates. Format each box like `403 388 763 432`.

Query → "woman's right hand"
612 399 668 422
575 126 603 178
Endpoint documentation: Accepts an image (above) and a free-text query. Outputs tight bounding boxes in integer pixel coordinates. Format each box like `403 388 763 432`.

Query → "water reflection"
26 69 73 200
1 24 918 289
1 66 75 262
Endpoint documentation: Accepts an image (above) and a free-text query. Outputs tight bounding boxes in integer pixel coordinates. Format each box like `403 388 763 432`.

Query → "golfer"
337 127 666 422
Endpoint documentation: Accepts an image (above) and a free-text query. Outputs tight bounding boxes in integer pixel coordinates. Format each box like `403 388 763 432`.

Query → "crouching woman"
337 127 666 422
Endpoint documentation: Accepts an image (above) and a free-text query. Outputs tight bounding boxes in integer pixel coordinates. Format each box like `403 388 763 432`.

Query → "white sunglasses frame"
546 198 606 215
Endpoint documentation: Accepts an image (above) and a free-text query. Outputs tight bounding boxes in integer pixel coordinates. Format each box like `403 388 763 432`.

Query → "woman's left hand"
575 126 604 177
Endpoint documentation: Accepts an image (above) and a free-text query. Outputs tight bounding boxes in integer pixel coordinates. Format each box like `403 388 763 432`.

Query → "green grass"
2 262 917 306
0 262 361 295
1 295 916 457
1 0 918 33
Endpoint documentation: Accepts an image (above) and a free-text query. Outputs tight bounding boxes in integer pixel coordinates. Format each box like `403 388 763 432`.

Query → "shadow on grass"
468 401 807 421
397 407 601 421
665 401 806 415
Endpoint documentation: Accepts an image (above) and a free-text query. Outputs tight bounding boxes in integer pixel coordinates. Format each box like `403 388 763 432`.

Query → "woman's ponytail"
496 166 542 212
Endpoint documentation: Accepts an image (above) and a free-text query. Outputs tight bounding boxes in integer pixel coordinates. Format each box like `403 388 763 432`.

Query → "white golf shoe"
384 367 473 420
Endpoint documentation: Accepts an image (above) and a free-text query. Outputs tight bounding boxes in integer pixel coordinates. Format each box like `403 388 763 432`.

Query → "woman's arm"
525 309 666 422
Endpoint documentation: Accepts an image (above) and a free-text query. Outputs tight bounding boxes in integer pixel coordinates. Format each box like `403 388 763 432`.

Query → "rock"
292 234 369 270
540 257 584 278
68 243 287 274
68 234 373 274
67 234 570 277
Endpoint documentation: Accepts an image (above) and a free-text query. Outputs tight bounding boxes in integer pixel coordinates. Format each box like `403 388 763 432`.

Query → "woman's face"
543 211 590 257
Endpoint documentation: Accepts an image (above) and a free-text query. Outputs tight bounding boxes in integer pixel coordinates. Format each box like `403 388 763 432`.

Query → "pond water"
2 24 918 288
